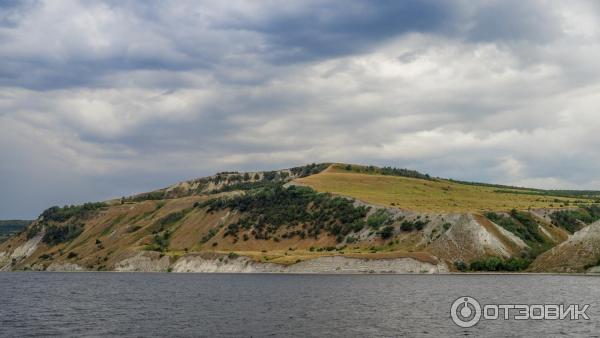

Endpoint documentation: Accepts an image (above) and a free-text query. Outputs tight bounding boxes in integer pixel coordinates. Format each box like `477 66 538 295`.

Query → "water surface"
0 273 598 337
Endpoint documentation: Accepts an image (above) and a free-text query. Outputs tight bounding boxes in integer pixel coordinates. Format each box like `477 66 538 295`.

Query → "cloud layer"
2 0 600 218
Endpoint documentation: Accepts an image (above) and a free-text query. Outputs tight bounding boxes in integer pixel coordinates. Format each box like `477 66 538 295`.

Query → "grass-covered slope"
3 162 600 273
295 164 589 212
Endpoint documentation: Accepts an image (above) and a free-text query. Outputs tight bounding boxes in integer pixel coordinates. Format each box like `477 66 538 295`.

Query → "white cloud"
2 0 600 218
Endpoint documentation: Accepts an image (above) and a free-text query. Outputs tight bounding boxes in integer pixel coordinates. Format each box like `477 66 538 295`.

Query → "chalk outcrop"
111 253 450 274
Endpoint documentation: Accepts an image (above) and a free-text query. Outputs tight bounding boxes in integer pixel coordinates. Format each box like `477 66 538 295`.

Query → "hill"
2 163 600 273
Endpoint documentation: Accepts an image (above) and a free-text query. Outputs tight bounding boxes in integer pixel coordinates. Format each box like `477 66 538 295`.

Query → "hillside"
2 163 600 273
295 164 590 212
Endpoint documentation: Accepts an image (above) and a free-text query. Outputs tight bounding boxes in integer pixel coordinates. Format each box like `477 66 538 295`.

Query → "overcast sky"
2 0 600 218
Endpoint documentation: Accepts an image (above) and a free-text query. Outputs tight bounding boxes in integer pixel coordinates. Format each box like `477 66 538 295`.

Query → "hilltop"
2 163 600 273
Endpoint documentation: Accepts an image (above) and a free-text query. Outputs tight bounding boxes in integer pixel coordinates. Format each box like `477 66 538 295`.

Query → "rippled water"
0 273 598 337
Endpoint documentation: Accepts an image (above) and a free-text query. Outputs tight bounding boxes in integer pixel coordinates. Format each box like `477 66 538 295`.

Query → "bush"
400 220 428 232
454 261 468 272
201 228 219 243
146 230 171 252
378 225 395 239
367 209 392 229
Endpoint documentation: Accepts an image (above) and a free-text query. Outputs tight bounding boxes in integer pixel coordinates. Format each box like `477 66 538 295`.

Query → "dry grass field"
295 164 583 212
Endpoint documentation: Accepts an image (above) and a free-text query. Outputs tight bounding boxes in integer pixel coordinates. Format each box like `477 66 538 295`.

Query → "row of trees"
455 256 531 272
343 164 432 180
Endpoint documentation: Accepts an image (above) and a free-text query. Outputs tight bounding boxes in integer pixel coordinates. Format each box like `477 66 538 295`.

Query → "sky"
2 0 600 219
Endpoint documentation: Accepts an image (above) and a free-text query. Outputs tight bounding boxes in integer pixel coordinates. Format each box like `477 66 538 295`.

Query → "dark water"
0 273 598 337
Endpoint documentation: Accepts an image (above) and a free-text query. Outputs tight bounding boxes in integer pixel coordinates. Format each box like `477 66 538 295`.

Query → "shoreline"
2 270 598 276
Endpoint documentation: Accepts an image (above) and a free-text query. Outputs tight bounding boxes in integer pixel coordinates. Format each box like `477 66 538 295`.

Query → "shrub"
454 261 468 272
400 220 428 232
146 230 171 252
67 252 78 259
378 225 395 239
367 209 392 229
201 228 219 243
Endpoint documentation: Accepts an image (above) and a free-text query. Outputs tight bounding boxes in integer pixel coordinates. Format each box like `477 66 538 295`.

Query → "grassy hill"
2 163 600 273
295 164 591 212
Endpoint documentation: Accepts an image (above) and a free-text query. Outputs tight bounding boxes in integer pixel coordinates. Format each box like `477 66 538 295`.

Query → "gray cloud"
1 0 600 218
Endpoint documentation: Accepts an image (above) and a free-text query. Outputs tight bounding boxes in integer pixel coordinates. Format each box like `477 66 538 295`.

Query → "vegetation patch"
367 209 393 229
290 163 331 178
400 219 429 231
41 203 107 223
550 205 600 233
485 210 550 256
199 184 369 242
146 230 171 252
125 191 166 202
377 225 395 239
42 223 85 246
455 256 531 272
212 180 280 193
157 210 188 227
339 164 432 180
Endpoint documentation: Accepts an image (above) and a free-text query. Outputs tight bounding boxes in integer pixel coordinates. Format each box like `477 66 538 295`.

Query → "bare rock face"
171 254 448 274
0 233 44 271
46 262 85 272
530 221 600 273
427 214 524 263
114 252 171 272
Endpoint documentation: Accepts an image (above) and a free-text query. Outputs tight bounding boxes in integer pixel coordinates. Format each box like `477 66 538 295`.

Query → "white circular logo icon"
451 296 482 328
